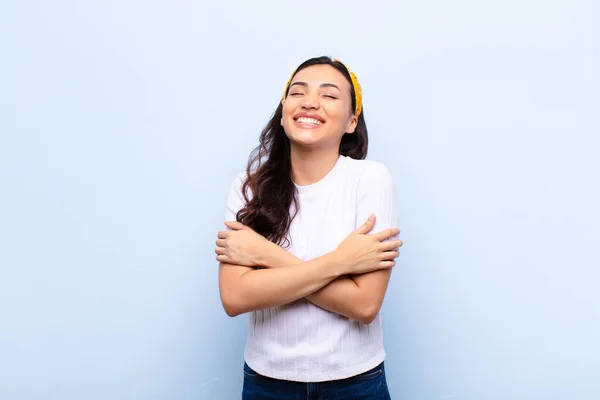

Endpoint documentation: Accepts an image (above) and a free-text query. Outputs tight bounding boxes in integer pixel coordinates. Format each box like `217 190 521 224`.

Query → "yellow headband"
281 59 363 118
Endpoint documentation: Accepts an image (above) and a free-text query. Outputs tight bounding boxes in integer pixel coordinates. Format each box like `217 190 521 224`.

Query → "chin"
287 128 323 146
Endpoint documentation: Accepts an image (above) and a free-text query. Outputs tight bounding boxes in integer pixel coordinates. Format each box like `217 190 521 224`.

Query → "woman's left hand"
215 221 271 267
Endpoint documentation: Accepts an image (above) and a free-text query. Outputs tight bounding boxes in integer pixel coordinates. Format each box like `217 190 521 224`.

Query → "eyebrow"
289 82 341 91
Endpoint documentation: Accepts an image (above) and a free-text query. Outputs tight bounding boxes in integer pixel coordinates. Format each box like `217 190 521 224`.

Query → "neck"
290 144 340 186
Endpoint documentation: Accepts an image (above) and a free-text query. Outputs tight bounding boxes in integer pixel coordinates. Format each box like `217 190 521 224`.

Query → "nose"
301 92 320 110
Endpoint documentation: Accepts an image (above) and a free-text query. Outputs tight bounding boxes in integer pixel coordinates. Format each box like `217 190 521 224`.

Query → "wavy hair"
236 56 369 247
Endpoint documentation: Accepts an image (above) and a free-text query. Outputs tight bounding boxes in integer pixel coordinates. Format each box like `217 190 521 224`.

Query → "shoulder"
226 170 252 207
230 170 249 191
342 156 393 183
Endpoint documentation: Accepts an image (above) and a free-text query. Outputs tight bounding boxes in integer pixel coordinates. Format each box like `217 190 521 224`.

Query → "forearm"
307 276 376 323
219 251 344 317
258 243 374 322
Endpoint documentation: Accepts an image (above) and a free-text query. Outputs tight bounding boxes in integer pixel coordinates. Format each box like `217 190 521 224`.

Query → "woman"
215 56 402 399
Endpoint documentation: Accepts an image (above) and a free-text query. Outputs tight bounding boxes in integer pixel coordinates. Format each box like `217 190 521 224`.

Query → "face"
281 64 358 150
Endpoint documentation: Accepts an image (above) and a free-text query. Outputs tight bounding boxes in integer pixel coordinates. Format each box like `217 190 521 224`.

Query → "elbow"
223 303 241 318
355 314 377 325
355 304 381 325
220 294 244 318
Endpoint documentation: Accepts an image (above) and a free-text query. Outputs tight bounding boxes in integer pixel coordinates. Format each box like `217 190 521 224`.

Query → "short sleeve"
355 162 399 240
224 172 250 222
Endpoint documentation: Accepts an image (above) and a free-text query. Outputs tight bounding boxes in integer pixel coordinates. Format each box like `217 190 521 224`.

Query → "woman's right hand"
334 215 403 275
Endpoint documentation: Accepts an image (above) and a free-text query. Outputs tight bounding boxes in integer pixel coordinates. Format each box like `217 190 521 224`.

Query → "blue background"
1 1 598 399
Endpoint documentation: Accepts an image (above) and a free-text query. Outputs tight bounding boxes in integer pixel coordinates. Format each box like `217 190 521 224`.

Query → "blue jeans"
242 362 391 399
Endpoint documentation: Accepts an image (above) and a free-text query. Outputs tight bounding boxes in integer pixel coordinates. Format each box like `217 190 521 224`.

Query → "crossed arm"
216 216 401 324
246 230 393 324
218 165 400 324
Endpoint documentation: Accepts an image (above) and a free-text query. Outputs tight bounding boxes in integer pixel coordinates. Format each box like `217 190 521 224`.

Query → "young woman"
215 56 402 399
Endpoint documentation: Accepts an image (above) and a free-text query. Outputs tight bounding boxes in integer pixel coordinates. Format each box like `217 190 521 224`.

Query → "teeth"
297 117 322 125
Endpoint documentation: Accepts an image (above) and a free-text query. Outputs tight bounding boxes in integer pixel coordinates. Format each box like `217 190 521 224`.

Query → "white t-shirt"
223 154 398 382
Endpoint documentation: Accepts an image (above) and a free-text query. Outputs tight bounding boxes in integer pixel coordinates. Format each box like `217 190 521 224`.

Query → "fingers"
217 230 229 239
379 260 396 269
216 254 232 264
380 240 403 251
224 221 246 230
355 214 376 235
215 239 226 247
374 228 400 241
380 250 400 260
214 246 226 255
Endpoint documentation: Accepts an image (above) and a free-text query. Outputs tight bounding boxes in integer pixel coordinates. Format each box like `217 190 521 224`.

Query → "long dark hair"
236 56 369 247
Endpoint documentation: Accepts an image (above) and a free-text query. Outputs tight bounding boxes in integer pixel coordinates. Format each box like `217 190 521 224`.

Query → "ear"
345 115 358 134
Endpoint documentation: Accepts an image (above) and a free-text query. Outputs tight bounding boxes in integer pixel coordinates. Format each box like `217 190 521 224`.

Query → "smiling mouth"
295 117 323 126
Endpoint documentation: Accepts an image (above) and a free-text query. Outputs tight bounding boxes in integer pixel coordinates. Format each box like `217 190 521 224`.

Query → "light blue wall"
1 1 598 399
